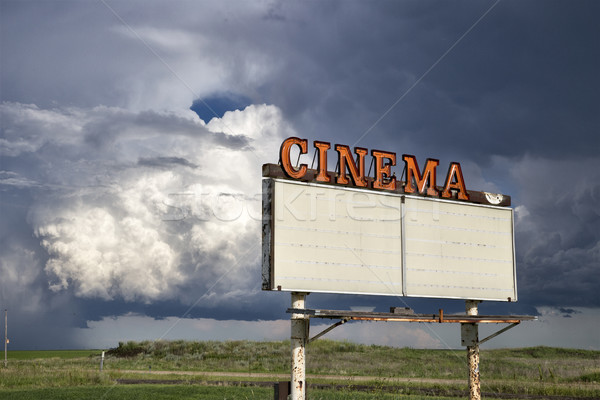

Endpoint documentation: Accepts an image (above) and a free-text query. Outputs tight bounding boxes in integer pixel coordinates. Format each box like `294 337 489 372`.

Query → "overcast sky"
1 0 599 351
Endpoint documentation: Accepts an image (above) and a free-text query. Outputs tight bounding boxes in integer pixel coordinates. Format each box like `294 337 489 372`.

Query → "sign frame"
262 169 517 302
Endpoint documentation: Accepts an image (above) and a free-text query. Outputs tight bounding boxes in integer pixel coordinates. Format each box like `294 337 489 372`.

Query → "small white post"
290 292 308 400
100 351 105 372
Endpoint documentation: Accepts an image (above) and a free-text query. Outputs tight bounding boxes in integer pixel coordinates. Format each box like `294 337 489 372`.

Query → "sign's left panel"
263 178 404 296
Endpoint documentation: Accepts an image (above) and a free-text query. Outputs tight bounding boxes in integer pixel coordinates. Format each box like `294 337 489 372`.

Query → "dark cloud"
138 157 198 169
267 1 600 164
513 157 600 308
559 308 581 318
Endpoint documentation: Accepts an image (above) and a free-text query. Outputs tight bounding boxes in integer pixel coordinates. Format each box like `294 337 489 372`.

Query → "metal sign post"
463 300 481 400
285 305 533 399
290 293 308 400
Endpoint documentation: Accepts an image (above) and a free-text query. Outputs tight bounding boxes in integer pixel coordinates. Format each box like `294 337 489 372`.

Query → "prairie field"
0 340 598 399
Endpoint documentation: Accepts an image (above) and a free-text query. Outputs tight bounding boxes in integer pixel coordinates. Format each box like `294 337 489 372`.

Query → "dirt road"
121 369 463 384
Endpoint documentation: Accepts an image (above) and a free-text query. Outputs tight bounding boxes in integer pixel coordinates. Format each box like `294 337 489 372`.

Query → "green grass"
7 349 101 360
308 390 463 400
575 371 600 383
0 385 487 400
0 385 272 400
98 340 600 382
1 340 598 398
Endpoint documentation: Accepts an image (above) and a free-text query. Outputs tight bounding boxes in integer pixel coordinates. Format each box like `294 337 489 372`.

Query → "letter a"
442 162 469 200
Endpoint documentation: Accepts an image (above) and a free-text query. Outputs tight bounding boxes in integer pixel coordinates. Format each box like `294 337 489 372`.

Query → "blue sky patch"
190 92 252 122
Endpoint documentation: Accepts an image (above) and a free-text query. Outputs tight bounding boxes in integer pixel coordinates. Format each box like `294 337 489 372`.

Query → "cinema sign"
262 137 517 302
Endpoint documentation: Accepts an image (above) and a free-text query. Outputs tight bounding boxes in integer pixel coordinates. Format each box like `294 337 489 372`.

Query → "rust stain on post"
466 300 481 400
468 346 481 400
291 293 307 400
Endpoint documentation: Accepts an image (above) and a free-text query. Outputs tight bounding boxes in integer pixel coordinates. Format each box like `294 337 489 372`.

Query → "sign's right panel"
403 196 517 301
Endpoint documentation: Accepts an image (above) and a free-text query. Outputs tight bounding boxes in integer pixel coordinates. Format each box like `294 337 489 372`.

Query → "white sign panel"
403 197 516 301
262 179 517 301
265 179 403 296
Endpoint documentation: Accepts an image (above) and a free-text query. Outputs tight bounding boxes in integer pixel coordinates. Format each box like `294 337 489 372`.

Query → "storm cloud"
1 0 598 349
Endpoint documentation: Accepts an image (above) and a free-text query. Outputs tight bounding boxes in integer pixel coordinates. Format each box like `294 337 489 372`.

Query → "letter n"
335 145 368 187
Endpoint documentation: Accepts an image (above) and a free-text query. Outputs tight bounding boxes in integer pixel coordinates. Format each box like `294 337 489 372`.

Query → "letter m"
402 155 439 196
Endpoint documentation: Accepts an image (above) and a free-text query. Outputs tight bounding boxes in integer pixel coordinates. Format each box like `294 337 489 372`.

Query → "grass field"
7 350 101 360
0 385 467 400
1 340 599 399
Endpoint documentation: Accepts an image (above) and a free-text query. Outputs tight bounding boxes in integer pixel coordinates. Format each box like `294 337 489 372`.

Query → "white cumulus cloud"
1 101 292 303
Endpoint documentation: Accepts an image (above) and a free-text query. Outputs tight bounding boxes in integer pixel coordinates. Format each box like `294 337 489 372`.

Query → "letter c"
280 137 308 179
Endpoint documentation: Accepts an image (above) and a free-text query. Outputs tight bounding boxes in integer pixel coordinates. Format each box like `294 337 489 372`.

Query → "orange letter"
335 145 368 187
371 150 396 190
314 141 331 183
402 155 439 196
279 137 307 179
442 162 469 200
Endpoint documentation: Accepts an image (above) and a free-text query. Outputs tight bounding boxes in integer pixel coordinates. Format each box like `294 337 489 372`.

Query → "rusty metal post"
465 300 480 400
291 292 308 400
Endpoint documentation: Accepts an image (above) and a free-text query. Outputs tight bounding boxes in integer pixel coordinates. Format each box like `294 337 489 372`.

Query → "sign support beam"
478 322 519 346
465 300 481 400
284 305 534 398
287 308 535 324
308 319 347 343
290 292 308 400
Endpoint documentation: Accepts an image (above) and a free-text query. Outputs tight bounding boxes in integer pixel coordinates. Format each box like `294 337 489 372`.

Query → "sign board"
262 178 517 302
402 196 516 301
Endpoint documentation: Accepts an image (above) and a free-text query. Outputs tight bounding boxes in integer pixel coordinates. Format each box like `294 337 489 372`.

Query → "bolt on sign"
262 137 517 302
